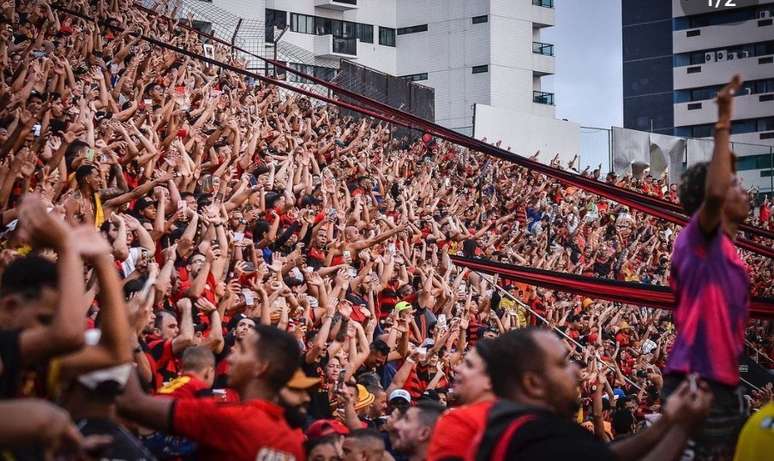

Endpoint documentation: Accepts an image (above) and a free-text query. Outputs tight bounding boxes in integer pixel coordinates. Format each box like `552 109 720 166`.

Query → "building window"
266 9 287 29
265 9 287 42
397 24 428 35
692 124 713 137
357 23 373 43
290 13 314 34
379 27 396 46
532 0 554 8
758 117 774 132
315 17 356 38
532 41 554 56
533 90 555 105
472 65 488 74
472 15 488 24
401 72 428 82
735 153 772 171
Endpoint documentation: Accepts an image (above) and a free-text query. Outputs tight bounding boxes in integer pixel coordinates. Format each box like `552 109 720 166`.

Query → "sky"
542 0 623 128
542 0 623 170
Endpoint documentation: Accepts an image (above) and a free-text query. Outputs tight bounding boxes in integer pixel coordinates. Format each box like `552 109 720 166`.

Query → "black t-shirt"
0 329 22 398
503 411 615 461
302 360 334 420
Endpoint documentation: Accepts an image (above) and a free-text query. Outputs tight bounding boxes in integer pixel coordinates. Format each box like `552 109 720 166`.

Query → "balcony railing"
533 41 554 56
533 90 555 105
532 0 554 8
332 36 357 55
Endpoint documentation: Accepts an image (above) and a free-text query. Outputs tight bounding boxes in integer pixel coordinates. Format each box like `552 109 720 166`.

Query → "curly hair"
678 162 709 215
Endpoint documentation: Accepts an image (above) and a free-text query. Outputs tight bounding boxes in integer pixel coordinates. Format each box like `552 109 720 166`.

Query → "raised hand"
716 74 741 120
196 297 217 314
18 194 71 250
69 226 112 261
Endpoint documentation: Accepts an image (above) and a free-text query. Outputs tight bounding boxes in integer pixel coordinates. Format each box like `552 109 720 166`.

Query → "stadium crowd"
0 0 771 460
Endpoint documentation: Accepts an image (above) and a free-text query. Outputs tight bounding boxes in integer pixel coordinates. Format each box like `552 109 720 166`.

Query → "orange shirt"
427 400 494 461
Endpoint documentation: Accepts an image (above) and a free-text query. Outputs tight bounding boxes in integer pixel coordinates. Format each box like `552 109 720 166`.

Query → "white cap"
389 389 411 403
77 363 133 390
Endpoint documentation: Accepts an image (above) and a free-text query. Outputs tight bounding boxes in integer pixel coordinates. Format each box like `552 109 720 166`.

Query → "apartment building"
194 0 578 160
623 0 774 190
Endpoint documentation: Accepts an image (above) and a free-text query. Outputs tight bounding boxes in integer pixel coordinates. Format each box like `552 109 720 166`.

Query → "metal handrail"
533 90 555 105
477 272 643 391
532 41 555 56
532 0 554 8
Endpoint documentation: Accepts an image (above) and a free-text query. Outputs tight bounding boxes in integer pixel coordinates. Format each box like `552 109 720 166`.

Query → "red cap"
305 419 350 439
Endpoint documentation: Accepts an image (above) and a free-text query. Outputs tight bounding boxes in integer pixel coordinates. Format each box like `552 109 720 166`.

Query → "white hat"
389 389 411 404
77 363 133 391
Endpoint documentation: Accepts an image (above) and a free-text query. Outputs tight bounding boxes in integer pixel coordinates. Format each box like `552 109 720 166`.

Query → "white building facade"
193 0 579 161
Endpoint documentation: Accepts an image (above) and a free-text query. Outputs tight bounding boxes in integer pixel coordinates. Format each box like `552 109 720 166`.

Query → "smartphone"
242 289 255 306
177 200 187 211
247 174 258 187
86 148 95 161
437 314 447 330
31 124 41 138
387 243 396 255
143 98 152 107
242 261 256 273
203 44 215 59
289 266 303 281
336 369 346 391
234 232 244 242
343 250 351 261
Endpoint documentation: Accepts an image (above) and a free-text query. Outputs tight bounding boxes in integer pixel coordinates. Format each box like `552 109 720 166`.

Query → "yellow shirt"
733 402 774 461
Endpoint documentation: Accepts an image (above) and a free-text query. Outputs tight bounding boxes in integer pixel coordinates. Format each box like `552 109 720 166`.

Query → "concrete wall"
674 54 774 90
473 103 579 165
674 17 774 54
395 0 490 131
675 92 774 126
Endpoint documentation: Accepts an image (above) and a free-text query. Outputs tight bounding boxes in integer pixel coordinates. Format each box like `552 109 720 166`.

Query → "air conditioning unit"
728 52 736 60
705 52 716 62
716 50 727 61
742 50 751 58
760 10 771 19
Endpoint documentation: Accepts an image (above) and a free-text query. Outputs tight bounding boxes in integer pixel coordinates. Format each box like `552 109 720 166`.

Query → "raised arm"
699 75 741 235
17 197 86 365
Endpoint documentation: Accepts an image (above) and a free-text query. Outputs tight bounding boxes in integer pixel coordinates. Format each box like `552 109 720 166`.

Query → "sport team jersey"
172 397 304 461
666 214 749 387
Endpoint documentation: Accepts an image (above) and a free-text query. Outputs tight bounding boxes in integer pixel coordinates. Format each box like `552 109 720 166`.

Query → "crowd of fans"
0 0 771 460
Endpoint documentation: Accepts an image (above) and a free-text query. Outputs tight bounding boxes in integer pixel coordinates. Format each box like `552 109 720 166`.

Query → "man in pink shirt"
667 75 750 461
